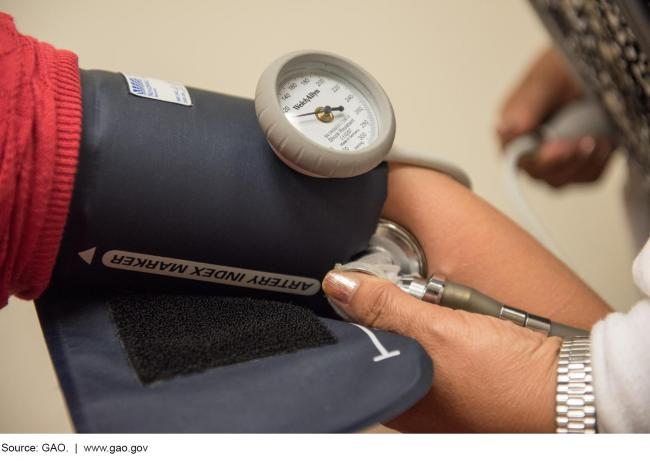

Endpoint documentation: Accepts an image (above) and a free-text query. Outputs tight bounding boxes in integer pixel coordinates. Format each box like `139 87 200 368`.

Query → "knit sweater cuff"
25 49 82 300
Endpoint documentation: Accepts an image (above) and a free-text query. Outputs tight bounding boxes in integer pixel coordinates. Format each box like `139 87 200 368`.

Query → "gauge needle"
294 105 344 117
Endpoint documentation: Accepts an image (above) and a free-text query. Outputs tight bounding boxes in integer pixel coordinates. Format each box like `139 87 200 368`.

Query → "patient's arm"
381 163 612 329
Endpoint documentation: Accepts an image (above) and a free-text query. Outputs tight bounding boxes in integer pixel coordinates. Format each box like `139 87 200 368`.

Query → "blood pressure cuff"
37 289 432 432
50 70 389 318
36 70 433 432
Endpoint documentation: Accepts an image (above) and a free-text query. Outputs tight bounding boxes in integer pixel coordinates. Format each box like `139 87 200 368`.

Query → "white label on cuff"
122 73 192 106
101 250 320 296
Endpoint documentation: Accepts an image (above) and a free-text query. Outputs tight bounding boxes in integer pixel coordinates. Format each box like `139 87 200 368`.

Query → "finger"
532 137 612 187
538 138 592 187
498 48 582 146
519 139 578 179
322 270 444 339
544 137 599 187
570 139 614 184
543 156 591 188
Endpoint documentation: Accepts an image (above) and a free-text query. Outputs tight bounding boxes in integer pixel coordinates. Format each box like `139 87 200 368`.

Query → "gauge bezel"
255 50 396 178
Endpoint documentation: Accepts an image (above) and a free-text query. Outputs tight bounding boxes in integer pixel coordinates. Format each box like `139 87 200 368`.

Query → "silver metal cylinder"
423 277 445 305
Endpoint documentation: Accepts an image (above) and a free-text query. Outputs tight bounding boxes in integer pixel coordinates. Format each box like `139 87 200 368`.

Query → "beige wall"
0 0 639 433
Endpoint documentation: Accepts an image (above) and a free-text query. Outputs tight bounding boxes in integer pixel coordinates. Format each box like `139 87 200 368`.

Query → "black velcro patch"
109 294 337 384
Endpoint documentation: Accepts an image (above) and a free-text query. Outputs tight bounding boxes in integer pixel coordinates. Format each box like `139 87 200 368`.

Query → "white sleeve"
590 237 650 433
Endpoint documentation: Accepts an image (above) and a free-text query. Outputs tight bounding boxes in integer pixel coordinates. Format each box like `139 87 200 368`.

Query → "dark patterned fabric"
532 0 650 177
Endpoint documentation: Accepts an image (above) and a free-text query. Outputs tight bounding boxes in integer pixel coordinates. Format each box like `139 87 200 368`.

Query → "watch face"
277 69 378 152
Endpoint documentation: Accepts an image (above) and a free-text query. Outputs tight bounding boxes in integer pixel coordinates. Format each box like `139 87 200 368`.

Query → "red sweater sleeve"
0 13 82 307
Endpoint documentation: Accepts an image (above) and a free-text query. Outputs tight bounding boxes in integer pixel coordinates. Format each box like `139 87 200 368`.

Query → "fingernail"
578 136 596 157
323 271 359 309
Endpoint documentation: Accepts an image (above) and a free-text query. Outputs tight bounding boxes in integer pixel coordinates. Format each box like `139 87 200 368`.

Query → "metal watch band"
556 336 597 433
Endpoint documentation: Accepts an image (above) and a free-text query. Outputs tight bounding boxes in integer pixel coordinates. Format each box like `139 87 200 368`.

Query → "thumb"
322 270 437 338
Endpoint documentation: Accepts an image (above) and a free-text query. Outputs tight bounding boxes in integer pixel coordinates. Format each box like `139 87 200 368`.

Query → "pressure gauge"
255 50 396 178
255 50 472 186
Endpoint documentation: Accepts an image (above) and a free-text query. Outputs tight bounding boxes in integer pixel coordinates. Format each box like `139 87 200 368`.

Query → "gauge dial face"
277 69 378 152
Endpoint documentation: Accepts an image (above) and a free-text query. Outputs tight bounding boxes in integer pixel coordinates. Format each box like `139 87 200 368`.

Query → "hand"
323 270 562 433
497 48 614 187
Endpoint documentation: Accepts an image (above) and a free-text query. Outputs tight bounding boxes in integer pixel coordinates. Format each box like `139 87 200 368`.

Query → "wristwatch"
556 336 597 433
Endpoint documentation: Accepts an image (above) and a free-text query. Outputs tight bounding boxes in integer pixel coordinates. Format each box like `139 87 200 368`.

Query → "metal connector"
397 275 446 305
499 306 527 327
423 276 445 305
397 276 428 300
499 305 551 335
524 312 552 335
